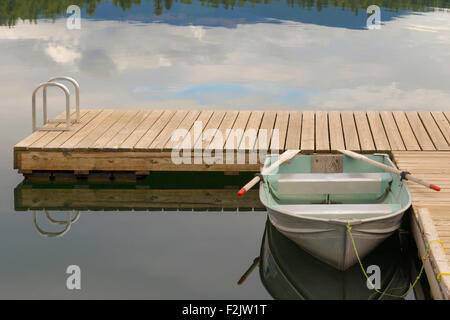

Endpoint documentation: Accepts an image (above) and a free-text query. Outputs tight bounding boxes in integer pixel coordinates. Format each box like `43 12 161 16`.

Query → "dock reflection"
15 172 264 237
258 219 412 299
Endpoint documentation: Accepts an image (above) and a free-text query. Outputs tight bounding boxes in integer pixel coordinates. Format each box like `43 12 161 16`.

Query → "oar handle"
405 174 441 191
338 149 441 191
238 176 260 196
237 257 260 286
238 149 301 196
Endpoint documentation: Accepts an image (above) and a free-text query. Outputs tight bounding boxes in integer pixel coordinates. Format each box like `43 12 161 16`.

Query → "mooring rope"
346 222 426 299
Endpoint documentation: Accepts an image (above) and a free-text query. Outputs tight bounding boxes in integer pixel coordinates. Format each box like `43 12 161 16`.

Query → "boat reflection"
258 219 412 300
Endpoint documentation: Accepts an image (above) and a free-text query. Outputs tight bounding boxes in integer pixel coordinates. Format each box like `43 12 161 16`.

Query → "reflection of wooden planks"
392 151 450 300
14 109 450 174
15 185 263 211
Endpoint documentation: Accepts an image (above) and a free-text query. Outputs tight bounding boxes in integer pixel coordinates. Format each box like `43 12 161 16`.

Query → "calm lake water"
1 0 449 299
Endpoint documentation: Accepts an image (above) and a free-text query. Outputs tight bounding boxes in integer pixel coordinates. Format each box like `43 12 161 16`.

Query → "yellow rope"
437 273 450 281
346 222 427 299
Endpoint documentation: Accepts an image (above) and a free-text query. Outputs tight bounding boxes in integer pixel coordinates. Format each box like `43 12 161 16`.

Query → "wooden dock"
13 108 450 299
13 109 450 175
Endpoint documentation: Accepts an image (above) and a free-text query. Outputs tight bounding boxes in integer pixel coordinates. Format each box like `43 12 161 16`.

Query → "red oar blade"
237 188 246 196
430 184 441 191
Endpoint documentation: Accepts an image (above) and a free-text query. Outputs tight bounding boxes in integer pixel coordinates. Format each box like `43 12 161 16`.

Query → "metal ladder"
32 76 80 132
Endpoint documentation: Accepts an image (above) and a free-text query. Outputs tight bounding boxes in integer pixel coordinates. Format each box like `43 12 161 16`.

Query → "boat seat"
278 203 400 215
276 173 392 196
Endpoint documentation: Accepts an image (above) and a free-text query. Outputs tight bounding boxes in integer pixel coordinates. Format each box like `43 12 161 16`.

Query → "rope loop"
346 221 425 299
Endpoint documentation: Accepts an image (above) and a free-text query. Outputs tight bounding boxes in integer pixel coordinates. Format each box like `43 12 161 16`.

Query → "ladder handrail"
32 82 70 132
43 76 80 123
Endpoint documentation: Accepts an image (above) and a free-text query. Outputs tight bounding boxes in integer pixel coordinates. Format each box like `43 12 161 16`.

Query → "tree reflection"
1 0 450 26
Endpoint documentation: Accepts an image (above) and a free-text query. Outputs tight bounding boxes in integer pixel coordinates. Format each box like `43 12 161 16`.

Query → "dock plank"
419 111 450 150
270 111 289 152
225 111 251 151
177 110 213 151
367 111 390 151
104 110 151 149
341 111 360 151
91 110 139 149
164 110 201 151
328 111 345 151
285 111 302 150
193 111 226 151
392 111 420 151
255 111 276 152
315 111 329 152
239 111 264 151
405 111 435 151
207 111 239 151
379 111 405 151
134 110 176 149
15 110 78 150
300 111 314 152
147 110 189 150
76 110 127 149
60 110 114 149
120 110 164 150
28 110 89 149
431 111 450 146
354 111 375 152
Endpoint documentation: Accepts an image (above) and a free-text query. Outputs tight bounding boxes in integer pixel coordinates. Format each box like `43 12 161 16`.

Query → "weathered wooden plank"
341 111 360 151
328 111 345 151
76 110 126 149
164 110 201 151
255 111 276 151
17 151 260 171
379 111 405 151
206 111 239 151
29 110 89 149
224 111 251 151
405 111 435 151
419 111 450 150
147 110 189 150
366 111 390 151
120 110 164 149
270 111 289 152
392 111 420 151
91 110 139 149
177 110 213 151
193 111 226 151
431 111 450 146
354 111 375 152
15 110 78 150
42 110 102 150
60 110 114 149
238 111 264 151
300 111 314 153
134 110 176 149
315 111 329 152
103 110 151 149
285 111 302 150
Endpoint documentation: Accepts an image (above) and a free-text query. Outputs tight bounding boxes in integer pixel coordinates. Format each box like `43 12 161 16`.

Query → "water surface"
0 0 446 298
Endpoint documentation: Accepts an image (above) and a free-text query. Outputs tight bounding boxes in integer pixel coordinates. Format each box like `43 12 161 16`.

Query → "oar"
237 149 300 196
338 149 441 191
237 257 260 285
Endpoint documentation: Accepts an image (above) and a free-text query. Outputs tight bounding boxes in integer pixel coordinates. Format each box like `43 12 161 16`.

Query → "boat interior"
261 154 411 218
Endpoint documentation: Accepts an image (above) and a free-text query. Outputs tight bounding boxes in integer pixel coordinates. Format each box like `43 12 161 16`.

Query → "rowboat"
259 153 411 270
259 219 411 299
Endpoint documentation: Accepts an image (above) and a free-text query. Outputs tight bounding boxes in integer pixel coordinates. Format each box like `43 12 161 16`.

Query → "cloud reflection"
0 11 450 111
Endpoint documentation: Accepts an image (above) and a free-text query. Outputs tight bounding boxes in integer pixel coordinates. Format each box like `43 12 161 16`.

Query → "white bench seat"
277 173 392 196
279 203 399 215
